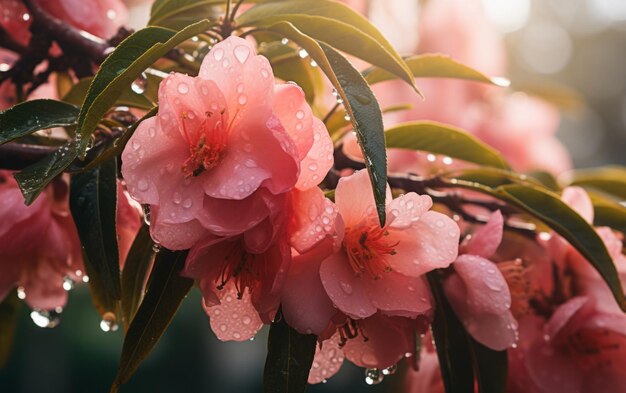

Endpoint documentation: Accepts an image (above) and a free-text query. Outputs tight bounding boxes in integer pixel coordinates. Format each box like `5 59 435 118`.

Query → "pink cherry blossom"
444 211 519 350
0 171 82 310
308 313 422 383
122 36 333 251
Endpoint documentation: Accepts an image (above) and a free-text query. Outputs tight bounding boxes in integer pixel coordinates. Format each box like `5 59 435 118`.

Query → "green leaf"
258 41 324 105
264 22 387 226
497 185 626 310
588 191 626 235
248 15 419 93
70 159 121 300
238 0 418 92
0 99 79 145
263 309 317 393
150 0 224 29
566 166 626 200
470 339 508 393
0 291 20 368
112 249 192 390
445 168 543 189
365 54 509 86
14 142 78 205
63 75 160 111
76 20 215 156
385 121 510 169
121 225 155 329
427 273 474 393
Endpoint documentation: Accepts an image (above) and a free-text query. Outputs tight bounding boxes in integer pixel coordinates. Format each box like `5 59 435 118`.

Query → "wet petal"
463 210 503 258
289 187 339 254
308 333 345 384
273 83 314 160
295 118 334 190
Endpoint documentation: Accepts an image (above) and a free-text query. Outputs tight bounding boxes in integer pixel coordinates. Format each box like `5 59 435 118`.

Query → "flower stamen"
343 226 398 279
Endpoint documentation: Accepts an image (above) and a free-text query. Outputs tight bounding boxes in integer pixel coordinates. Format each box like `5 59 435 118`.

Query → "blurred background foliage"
1 0 624 392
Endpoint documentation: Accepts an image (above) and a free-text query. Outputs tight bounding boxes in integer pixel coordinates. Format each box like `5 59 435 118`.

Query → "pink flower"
0 171 82 311
182 186 337 341
117 186 142 268
444 211 519 350
308 313 422 383
282 169 459 337
122 36 333 251
509 296 626 393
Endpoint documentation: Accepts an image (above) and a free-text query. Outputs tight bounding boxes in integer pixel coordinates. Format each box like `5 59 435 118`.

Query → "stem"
322 102 341 125
230 0 246 22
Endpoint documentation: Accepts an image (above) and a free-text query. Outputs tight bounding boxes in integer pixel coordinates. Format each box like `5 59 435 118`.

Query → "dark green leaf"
76 20 214 156
470 338 508 393
385 121 510 169
0 99 79 145
427 273 474 393
0 291 20 368
70 159 121 300
14 142 78 205
248 15 419 93
150 0 224 29
121 225 155 329
63 75 160 111
566 166 626 200
498 185 626 310
259 41 324 105
263 309 317 393
588 191 626 235
526 171 560 191
365 54 509 86
264 22 387 226
238 0 418 92
112 249 192 390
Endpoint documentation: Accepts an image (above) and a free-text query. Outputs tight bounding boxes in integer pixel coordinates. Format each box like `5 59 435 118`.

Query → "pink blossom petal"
282 245 337 335
199 36 275 121
525 338 582 393
335 169 392 228
182 235 232 280
343 315 410 368
308 333 345 384
121 116 189 205
273 83 314 160
444 255 517 350
150 209 208 250
320 253 377 319
365 272 432 318
463 210 503 258
202 281 263 342
296 118 334 190
562 186 594 224
21 261 67 311
387 211 459 277
289 187 339 254
0 172 47 238
545 296 590 340
387 192 433 230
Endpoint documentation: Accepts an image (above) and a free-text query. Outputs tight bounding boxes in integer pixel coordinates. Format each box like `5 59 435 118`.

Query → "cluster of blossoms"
0 0 624 391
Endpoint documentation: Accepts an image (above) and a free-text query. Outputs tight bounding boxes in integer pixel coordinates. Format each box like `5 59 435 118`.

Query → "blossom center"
215 242 260 299
181 110 228 177
343 225 397 279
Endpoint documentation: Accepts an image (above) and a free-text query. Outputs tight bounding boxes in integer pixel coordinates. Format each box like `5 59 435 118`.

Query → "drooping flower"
443 210 519 350
0 171 82 310
122 36 333 252
182 186 338 341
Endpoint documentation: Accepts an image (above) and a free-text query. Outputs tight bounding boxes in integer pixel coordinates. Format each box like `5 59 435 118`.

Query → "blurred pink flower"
122 36 332 251
0 171 82 310
444 211 519 350
116 185 142 268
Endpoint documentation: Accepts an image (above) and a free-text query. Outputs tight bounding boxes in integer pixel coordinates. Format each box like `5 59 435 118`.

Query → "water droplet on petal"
16 286 26 299
182 198 193 208
62 276 74 291
244 159 257 168
234 45 250 64
382 364 397 375
364 368 384 385
296 110 305 120
137 179 149 191
31 309 61 328
177 83 189 94
213 48 224 61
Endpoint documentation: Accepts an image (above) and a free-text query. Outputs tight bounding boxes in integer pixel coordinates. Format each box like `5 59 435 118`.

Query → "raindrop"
344 114 351 121
442 156 453 165
138 179 149 191
182 198 193 208
244 159 257 168
30 309 61 328
234 45 250 64
382 364 397 375
100 312 119 332
62 276 74 291
213 48 225 61
310 59 318 67
177 83 190 95
131 72 147 94
152 244 162 253
298 48 308 58
238 94 248 105
16 286 26 300
364 368 384 385
281 38 289 45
